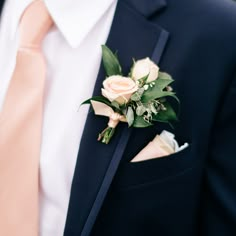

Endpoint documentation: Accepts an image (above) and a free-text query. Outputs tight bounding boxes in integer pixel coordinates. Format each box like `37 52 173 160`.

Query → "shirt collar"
10 0 116 48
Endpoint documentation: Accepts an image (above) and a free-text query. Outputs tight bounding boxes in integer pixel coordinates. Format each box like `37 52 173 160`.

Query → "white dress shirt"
0 0 117 235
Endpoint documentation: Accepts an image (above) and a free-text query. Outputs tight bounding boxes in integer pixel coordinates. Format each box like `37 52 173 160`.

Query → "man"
0 0 236 235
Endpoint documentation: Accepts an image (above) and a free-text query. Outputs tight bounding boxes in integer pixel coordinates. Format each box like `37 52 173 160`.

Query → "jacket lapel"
0 0 4 16
123 0 167 17
64 0 169 235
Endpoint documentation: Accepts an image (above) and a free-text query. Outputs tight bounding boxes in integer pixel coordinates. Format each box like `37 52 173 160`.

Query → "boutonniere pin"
82 45 179 144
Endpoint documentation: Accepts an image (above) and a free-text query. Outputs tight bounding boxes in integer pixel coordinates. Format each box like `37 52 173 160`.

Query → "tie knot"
19 0 54 49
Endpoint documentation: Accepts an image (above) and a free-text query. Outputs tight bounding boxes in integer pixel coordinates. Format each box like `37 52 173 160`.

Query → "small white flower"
166 86 173 92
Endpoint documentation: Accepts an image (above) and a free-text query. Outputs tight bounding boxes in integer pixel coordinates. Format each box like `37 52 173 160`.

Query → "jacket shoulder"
203 0 236 64
176 0 236 33
204 0 236 29
167 0 236 58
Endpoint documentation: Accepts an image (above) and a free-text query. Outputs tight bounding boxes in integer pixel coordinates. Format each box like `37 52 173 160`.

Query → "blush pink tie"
0 1 53 235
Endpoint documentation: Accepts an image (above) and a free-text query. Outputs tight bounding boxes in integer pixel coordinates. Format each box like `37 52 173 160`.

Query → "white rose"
102 75 138 105
132 57 159 83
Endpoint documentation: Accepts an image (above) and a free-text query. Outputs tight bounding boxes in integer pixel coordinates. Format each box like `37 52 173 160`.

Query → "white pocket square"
131 130 189 163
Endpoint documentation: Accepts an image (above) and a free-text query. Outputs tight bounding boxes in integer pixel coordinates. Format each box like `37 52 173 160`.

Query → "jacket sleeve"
202 72 236 235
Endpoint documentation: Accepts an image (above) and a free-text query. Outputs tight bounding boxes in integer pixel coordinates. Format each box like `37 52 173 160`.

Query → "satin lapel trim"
64 1 169 236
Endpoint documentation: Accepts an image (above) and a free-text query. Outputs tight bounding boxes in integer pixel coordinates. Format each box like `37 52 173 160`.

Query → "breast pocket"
113 144 200 189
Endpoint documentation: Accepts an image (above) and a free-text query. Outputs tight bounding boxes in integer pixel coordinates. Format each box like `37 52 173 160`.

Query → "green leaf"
102 45 122 76
111 101 120 109
155 72 174 89
133 116 153 128
126 107 134 127
152 102 178 122
138 74 149 86
171 94 180 104
81 96 111 107
141 72 176 103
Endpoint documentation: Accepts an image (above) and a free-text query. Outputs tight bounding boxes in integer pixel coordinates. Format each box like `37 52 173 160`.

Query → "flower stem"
98 127 116 144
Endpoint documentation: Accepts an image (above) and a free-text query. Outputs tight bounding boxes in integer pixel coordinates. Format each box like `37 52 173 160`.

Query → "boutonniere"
82 45 179 144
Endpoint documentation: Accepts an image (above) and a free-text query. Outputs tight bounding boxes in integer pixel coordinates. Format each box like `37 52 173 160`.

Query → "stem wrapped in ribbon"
91 101 127 144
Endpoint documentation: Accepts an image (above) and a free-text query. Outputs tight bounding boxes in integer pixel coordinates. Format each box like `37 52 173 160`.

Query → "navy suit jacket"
1 0 236 235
